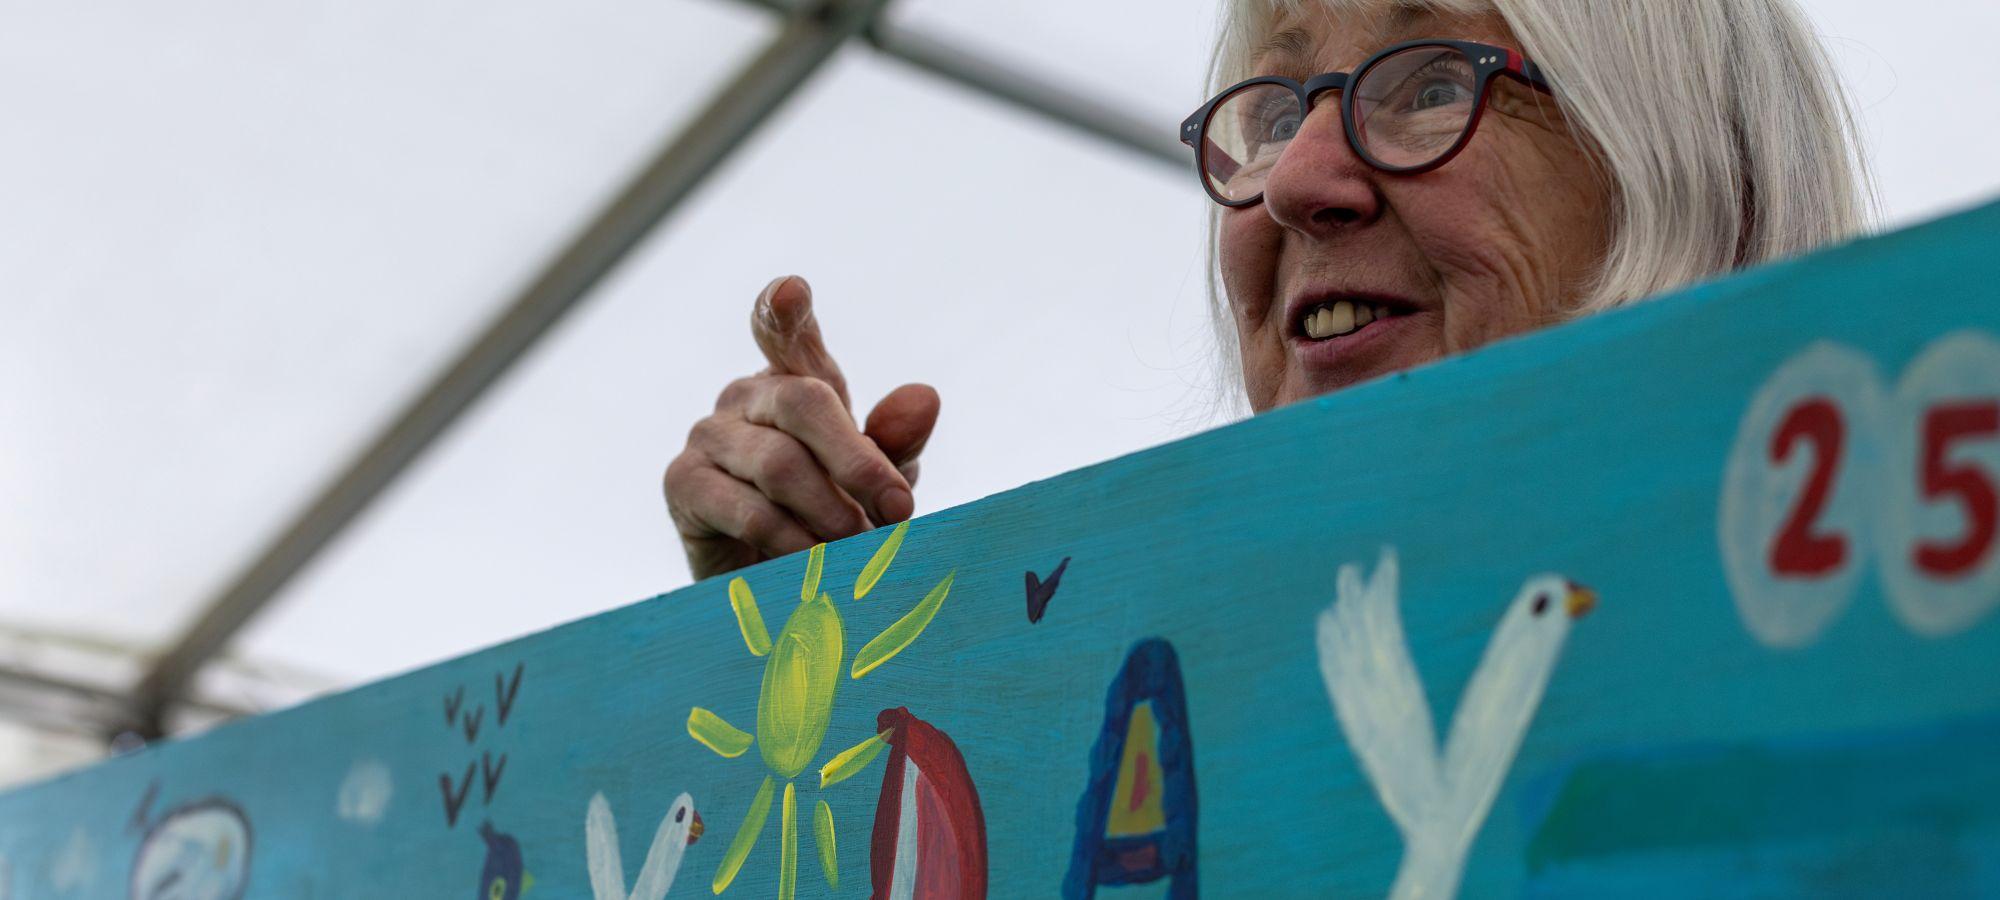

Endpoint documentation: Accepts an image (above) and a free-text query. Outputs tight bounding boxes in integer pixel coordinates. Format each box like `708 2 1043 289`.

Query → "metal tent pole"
864 21 1187 169
120 0 1191 740
119 0 894 739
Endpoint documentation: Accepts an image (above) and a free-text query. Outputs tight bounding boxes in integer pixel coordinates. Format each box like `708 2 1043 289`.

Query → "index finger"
751 275 850 408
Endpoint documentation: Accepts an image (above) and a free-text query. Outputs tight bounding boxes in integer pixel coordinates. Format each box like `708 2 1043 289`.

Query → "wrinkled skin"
664 7 1612 579
1224 6 1612 409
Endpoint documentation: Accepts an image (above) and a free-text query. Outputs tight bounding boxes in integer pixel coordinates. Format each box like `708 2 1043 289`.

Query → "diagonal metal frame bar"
0 664 252 741
119 0 1190 740
119 0 893 739
863 21 1187 168
730 0 1189 166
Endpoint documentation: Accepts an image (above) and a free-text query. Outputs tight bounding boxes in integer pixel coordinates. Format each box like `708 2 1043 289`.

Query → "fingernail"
758 277 802 328
876 486 914 524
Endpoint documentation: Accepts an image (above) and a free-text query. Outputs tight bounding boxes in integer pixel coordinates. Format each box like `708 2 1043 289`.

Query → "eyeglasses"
1180 39 1554 207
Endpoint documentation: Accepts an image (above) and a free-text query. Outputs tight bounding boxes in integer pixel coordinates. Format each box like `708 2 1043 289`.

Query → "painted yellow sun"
686 522 955 898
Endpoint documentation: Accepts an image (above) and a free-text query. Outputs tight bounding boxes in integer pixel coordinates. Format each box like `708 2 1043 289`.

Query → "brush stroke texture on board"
5 198 2000 899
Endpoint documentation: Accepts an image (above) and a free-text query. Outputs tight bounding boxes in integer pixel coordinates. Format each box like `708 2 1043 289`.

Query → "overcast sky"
5 0 1998 703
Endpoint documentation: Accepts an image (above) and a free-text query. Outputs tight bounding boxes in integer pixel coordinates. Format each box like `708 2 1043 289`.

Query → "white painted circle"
1874 330 2000 637
1719 342 1885 648
129 800 251 900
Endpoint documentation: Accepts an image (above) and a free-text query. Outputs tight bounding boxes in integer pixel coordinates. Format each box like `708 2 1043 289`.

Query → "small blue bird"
478 821 533 900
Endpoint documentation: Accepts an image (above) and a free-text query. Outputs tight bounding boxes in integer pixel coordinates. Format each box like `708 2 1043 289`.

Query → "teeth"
1304 308 1327 339
1302 300 1390 339
1326 300 1356 334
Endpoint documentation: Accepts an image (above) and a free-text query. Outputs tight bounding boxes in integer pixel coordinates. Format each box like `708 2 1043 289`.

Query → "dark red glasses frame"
1179 39 1555 207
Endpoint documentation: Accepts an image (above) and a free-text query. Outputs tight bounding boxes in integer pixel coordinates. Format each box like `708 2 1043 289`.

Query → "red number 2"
1768 397 1848 577
1914 401 2000 578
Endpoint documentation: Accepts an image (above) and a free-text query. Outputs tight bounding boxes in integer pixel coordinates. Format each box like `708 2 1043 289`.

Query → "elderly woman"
665 0 1869 580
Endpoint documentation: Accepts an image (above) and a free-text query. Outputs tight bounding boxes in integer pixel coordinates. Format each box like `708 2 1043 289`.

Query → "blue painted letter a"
1064 638 1198 899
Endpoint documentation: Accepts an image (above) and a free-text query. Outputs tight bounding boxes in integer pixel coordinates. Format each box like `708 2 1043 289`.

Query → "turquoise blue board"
8 199 2000 899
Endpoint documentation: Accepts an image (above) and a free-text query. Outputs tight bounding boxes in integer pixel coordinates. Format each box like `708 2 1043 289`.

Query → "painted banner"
6 198 2000 898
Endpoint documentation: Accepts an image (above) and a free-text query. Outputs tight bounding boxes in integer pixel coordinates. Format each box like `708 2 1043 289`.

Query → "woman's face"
1222 7 1612 411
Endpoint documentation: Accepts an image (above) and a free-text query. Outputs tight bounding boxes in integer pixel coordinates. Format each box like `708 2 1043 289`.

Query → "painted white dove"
586 792 702 900
1317 548 1594 899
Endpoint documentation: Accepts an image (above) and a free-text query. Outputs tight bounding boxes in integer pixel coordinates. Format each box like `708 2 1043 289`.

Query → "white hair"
1199 0 1874 410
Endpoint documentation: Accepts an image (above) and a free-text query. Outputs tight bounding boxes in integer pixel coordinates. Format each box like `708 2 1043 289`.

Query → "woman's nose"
1260 103 1384 235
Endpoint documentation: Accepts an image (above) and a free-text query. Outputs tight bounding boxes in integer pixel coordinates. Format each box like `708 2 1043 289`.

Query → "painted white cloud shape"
336 760 394 825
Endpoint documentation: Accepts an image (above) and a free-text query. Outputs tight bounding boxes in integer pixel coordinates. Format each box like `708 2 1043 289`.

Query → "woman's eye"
1244 96 1301 147
1266 114 1302 142
1411 80 1470 110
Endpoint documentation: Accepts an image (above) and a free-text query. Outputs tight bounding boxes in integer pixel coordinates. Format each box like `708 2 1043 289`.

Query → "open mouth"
1297 297 1414 341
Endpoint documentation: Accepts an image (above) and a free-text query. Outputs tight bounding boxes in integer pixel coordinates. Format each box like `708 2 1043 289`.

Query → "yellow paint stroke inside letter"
729 577 772 657
852 571 955 679
854 521 908 599
1107 701 1167 837
713 775 774 894
819 729 892 788
813 799 838 888
688 708 753 758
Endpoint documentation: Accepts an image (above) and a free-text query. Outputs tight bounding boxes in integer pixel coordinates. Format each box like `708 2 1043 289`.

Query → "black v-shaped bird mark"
461 705 485 744
494 663 524 727
439 762 475 827
1026 556 1072 624
481 751 508 803
443 686 466 727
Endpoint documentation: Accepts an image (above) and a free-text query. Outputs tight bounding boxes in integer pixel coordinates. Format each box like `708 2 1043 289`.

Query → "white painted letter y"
1316 549 1588 899
586 792 698 900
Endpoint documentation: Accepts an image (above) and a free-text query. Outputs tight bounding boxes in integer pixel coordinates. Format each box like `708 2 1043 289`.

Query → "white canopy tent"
4 0 1997 785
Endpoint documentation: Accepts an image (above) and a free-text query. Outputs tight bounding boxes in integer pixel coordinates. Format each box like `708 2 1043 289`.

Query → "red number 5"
1768 397 1848 577
1913 401 2000 577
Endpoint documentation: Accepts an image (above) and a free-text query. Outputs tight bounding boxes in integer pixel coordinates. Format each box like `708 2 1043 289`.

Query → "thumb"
865 383 941 469
751 275 850 407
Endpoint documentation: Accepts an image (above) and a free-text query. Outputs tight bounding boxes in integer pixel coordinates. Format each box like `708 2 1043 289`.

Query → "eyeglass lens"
1201 45 1482 203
